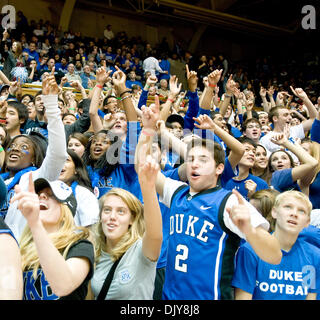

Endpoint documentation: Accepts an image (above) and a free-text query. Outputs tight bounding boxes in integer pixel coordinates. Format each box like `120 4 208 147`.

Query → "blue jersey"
157 168 180 269
232 238 320 300
162 185 240 300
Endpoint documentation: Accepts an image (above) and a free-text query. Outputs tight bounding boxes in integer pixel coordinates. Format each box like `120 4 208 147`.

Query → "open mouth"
107 223 117 230
287 220 297 226
93 147 103 155
8 153 20 161
191 172 200 179
39 202 49 210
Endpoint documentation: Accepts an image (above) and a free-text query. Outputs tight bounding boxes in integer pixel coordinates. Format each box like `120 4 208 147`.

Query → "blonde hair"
250 189 280 232
273 190 312 215
93 188 145 262
20 204 90 279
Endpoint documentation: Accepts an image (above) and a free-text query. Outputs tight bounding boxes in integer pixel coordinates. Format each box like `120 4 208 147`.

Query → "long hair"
250 188 280 232
12 41 23 59
82 130 122 177
93 188 145 262
301 138 320 174
251 144 272 184
20 204 90 279
68 132 89 151
268 149 295 172
66 149 93 191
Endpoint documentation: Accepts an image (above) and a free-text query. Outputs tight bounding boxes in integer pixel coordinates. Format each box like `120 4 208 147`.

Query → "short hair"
237 136 257 149
269 106 287 124
242 117 261 133
7 101 29 125
186 138 225 167
103 95 117 107
62 113 77 121
273 190 312 216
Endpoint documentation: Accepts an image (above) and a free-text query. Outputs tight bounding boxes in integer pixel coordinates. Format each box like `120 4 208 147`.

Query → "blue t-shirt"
87 122 142 201
309 172 320 209
271 168 301 192
232 238 320 300
224 173 269 200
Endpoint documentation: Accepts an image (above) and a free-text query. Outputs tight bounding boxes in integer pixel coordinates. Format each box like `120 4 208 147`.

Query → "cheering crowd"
0 12 320 300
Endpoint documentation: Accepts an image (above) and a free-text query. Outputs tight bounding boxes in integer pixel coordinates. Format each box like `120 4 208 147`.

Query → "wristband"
208 84 216 88
96 84 103 89
120 90 131 97
0 147 3 152
142 129 154 137
69 107 76 111
121 94 132 102
167 98 175 103
225 94 232 98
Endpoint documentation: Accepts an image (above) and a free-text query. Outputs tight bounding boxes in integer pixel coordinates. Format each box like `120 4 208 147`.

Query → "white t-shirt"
259 124 305 156
159 178 269 239
73 185 99 227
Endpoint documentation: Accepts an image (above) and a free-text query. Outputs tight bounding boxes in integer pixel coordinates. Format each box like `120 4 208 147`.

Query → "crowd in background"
0 10 320 301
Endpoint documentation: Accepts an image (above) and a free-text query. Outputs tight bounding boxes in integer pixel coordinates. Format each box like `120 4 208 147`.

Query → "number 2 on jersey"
175 244 189 272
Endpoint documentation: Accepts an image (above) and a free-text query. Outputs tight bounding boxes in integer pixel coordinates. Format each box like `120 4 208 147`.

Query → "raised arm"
112 66 137 122
219 75 236 117
160 75 182 122
35 68 68 181
137 149 162 261
193 114 245 169
11 174 91 297
290 86 317 132
226 189 282 265
199 69 222 111
89 67 112 133
135 95 167 198
270 125 318 188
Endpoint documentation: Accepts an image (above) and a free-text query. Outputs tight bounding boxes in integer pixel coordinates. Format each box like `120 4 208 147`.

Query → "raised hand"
225 74 236 95
259 87 267 98
186 64 198 91
42 67 59 95
141 95 160 131
112 66 127 90
169 75 182 97
96 66 112 86
207 69 223 87
290 86 308 101
138 152 160 188
226 189 252 235
0 100 8 118
11 173 40 228
270 123 290 146
103 113 117 130
146 75 158 87
193 114 215 130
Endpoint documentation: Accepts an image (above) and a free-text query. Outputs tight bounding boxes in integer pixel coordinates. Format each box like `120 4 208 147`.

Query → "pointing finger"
232 189 245 205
